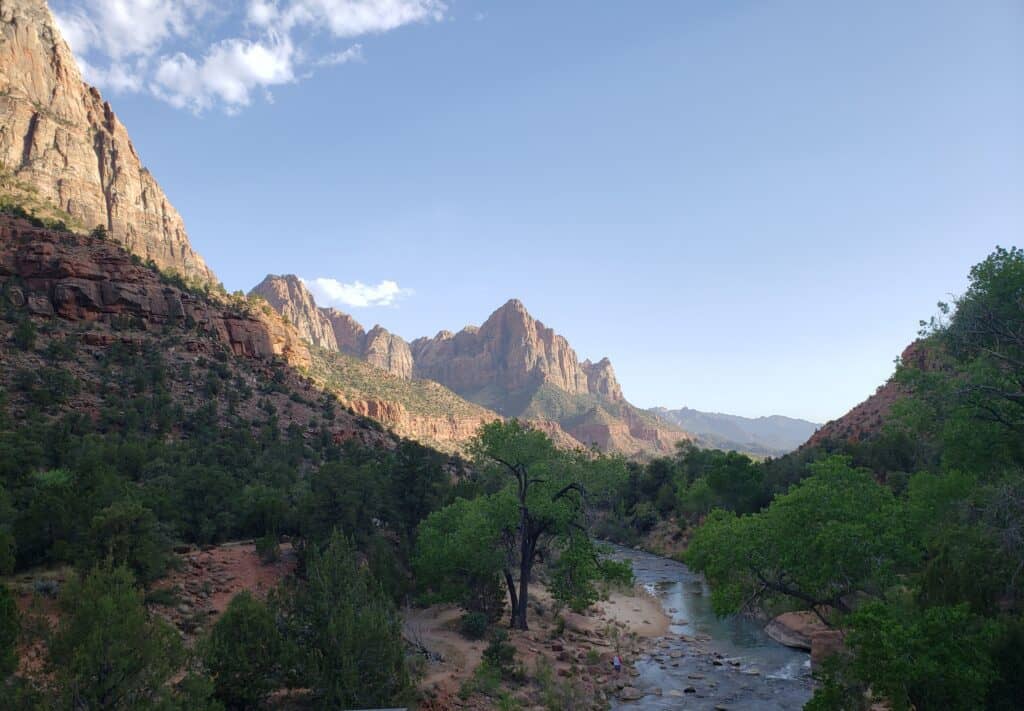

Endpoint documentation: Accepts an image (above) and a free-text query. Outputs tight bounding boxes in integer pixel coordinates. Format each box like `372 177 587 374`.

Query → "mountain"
649 407 820 456
250 281 688 456
411 299 688 456
250 274 414 380
0 0 215 284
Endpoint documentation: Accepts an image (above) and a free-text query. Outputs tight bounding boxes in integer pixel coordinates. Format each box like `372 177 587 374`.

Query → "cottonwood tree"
686 456 915 624
416 420 627 630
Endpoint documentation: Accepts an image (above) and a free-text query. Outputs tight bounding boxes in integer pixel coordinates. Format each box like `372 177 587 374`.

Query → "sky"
50 0 1023 423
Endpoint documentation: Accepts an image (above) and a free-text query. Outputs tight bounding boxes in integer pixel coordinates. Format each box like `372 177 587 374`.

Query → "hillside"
649 407 819 456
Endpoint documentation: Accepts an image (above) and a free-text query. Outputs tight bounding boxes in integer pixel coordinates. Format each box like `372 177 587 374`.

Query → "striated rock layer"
0 0 214 283
0 217 308 367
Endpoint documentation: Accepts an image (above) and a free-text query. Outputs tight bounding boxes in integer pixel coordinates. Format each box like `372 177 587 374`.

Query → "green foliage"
686 456 913 617
0 584 18 679
49 566 184 709
86 500 170 584
549 536 632 613
13 318 35 351
277 532 412 708
255 532 280 563
481 628 517 675
418 420 628 630
459 611 489 640
839 601 996 711
201 592 284 709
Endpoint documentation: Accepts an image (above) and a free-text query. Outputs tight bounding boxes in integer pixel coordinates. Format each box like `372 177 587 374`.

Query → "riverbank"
604 545 813 710
408 582 671 709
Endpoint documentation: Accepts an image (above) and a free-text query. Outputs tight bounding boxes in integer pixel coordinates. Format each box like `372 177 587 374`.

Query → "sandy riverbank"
408 582 671 709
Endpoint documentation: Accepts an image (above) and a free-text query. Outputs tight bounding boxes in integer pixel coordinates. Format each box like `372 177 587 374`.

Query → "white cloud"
53 0 448 113
251 0 446 37
76 57 145 93
53 0 210 59
152 35 296 112
315 43 363 66
304 277 412 308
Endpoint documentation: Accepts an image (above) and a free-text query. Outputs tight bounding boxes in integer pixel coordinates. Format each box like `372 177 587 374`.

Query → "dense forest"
603 247 1024 709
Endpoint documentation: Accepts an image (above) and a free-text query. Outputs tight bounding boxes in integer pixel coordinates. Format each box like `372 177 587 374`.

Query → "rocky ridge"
250 275 413 380
0 0 215 283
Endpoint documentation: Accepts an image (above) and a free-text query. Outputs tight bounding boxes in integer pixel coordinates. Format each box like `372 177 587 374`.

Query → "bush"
201 592 283 709
276 532 412 708
49 566 184 709
255 533 280 563
459 611 489 640
482 628 517 673
13 318 35 351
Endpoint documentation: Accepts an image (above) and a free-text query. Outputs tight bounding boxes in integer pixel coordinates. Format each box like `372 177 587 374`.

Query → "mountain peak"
0 0 215 283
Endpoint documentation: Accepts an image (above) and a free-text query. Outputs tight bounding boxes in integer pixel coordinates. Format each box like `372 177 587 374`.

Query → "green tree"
49 566 184 709
418 420 628 630
686 456 914 620
278 532 411 709
86 500 169 584
201 592 283 709
840 601 996 711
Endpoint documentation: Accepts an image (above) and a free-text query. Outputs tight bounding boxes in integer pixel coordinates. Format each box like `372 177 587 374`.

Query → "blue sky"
51 0 1022 422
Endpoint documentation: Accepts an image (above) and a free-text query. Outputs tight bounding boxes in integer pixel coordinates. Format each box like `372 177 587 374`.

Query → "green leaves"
686 456 913 618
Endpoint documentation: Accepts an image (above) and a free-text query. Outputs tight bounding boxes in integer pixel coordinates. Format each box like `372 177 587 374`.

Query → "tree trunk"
503 568 519 627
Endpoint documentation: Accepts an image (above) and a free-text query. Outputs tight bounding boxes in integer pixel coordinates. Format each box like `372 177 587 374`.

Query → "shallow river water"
606 545 813 710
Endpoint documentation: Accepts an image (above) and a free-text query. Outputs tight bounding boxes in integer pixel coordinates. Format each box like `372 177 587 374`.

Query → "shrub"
201 592 283 709
49 566 184 709
0 584 18 678
482 628 517 674
13 318 35 351
255 533 280 563
459 611 489 640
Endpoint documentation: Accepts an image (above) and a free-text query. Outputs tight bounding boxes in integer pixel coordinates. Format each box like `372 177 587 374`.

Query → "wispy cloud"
52 0 447 114
304 277 413 308
315 43 363 66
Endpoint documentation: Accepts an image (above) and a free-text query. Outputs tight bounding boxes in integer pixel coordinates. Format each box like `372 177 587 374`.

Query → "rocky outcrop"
411 299 623 402
0 217 306 366
250 275 338 351
345 398 490 445
582 358 623 402
766 612 845 670
0 0 214 283
249 274 415 380
363 325 414 380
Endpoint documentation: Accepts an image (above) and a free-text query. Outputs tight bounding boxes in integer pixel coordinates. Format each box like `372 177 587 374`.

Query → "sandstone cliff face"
582 358 623 402
0 0 214 283
324 308 367 356
0 217 306 367
250 274 338 352
363 325 414 380
250 274 415 380
411 299 622 401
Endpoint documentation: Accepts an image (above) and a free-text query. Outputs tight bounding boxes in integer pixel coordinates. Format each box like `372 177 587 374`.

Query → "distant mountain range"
648 407 820 456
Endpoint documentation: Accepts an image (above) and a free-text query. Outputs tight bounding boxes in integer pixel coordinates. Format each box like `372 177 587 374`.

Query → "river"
606 544 813 710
